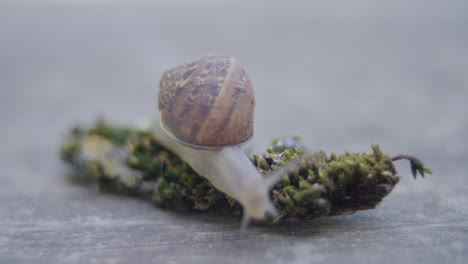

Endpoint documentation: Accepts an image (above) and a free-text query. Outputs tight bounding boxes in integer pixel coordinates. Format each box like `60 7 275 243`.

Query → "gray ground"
1 1 467 263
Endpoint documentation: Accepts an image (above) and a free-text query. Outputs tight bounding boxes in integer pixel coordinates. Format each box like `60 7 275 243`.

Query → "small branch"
392 155 433 179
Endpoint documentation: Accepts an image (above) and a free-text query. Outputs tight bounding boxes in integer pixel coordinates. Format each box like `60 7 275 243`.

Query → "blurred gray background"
1 0 467 263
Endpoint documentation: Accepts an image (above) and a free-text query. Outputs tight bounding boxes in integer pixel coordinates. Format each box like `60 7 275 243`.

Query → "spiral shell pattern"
158 54 255 149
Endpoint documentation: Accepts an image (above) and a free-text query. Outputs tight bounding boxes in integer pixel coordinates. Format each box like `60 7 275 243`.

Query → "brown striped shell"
158 54 255 149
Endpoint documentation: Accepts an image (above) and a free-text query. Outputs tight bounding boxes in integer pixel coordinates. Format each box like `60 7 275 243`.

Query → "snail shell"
158 54 255 149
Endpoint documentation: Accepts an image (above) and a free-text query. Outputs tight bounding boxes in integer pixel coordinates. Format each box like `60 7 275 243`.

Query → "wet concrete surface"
1 1 467 263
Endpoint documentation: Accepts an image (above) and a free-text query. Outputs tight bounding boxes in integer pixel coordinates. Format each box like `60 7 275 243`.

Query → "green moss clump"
60 120 431 223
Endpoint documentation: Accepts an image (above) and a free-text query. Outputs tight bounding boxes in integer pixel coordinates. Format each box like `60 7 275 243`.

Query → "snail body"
154 55 286 229
153 121 274 222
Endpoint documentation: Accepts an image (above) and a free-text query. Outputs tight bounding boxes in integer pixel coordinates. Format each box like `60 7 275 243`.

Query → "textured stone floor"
1 1 467 263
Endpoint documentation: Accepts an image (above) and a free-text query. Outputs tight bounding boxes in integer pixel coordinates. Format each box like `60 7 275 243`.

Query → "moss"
60 119 432 223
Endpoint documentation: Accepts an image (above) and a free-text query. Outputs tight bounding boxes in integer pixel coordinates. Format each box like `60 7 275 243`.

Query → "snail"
153 54 295 230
